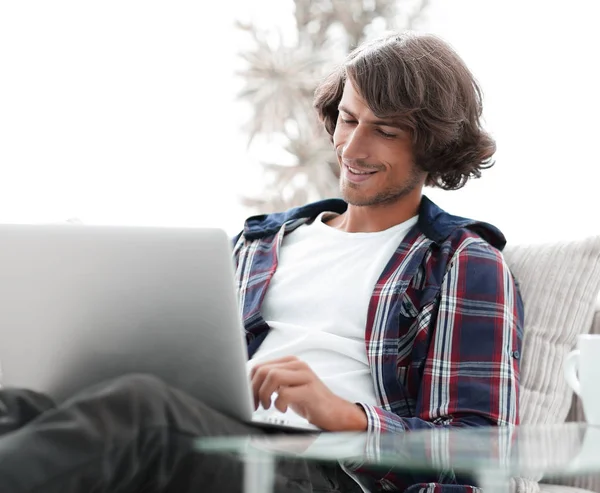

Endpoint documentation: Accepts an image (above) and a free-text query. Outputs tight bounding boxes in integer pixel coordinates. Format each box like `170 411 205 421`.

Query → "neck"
327 192 422 233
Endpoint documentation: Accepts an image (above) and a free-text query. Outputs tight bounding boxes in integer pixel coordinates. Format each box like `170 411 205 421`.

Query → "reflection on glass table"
195 423 600 493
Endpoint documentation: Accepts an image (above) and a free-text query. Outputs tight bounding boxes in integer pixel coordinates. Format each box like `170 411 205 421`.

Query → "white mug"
564 334 600 425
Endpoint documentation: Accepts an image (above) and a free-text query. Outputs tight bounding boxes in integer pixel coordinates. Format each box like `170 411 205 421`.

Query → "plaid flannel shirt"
232 195 524 493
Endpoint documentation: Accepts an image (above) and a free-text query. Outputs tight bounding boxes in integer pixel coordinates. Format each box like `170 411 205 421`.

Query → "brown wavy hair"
314 32 496 190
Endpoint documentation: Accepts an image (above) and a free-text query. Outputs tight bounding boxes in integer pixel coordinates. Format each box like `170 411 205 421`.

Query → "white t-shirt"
248 211 418 427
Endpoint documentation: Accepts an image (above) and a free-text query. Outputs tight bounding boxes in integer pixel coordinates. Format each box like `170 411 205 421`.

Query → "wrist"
339 401 368 431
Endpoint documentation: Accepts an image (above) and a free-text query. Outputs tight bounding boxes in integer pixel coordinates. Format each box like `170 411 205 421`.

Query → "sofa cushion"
502 236 600 426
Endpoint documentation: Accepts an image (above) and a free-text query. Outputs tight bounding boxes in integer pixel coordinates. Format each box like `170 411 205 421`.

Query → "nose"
340 125 370 162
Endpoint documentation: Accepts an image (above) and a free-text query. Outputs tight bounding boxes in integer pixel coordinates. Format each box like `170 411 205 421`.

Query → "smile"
347 166 377 175
343 164 378 184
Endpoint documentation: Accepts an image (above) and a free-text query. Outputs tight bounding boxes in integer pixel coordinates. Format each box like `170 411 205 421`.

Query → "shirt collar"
242 195 506 250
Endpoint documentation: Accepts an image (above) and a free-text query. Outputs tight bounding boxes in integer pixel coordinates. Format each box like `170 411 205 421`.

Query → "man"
0 31 523 492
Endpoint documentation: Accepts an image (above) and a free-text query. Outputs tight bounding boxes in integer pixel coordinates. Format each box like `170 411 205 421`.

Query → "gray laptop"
0 224 317 432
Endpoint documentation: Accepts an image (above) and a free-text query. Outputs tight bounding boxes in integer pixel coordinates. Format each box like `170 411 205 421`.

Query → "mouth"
343 164 378 183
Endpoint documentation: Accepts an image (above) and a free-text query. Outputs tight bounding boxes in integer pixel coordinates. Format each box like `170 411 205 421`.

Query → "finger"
249 356 304 380
250 359 313 408
250 356 303 375
261 355 300 365
273 394 288 413
256 368 309 409
273 385 309 415
254 368 310 410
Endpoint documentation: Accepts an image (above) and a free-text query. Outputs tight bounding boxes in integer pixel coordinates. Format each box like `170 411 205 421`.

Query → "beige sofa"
502 237 600 493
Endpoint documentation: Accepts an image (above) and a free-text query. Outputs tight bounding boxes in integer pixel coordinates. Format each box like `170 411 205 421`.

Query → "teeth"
348 166 374 175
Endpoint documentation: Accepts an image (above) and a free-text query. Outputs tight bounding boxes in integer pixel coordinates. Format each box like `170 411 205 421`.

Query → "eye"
338 113 356 125
377 129 397 138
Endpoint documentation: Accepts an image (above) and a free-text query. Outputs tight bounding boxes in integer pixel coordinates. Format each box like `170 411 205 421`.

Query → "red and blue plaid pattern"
232 196 524 492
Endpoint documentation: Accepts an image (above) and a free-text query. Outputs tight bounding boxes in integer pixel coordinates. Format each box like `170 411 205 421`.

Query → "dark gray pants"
0 374 361 493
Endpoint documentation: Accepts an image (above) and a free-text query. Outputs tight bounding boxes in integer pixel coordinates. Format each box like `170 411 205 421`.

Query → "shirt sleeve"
231 231 245 268
349 239 524 489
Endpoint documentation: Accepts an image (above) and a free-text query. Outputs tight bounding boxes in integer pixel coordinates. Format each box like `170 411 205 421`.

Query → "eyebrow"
338 105 405 128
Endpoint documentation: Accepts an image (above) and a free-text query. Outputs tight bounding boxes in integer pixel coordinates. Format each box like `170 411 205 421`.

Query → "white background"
1 0 599 243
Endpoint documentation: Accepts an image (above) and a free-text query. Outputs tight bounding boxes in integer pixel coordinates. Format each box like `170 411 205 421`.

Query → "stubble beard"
340 166 424 207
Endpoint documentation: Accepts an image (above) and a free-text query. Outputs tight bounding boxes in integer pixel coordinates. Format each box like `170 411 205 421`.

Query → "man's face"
333 80 425 207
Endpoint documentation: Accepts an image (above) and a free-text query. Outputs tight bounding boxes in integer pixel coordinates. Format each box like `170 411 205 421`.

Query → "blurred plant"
237 0 431 213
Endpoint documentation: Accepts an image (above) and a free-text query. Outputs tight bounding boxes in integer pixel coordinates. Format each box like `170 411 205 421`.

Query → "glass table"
195 423 600 493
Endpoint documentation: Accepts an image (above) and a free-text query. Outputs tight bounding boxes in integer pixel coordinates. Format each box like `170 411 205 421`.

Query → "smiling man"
335 86 423 210
0 32 523 493
328 79 424 228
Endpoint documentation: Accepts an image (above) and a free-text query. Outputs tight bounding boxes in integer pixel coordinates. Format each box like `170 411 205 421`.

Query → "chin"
341 191 377 207
343 187 413 208
340 180 377 205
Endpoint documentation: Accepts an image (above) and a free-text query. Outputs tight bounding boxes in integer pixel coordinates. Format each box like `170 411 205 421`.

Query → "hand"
249 356 368 431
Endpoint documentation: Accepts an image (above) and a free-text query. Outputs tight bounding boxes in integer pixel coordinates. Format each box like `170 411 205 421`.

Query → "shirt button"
512 350 520 359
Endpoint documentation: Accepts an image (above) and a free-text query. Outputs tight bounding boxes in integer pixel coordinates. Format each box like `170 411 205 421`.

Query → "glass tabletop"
195 422 600 481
